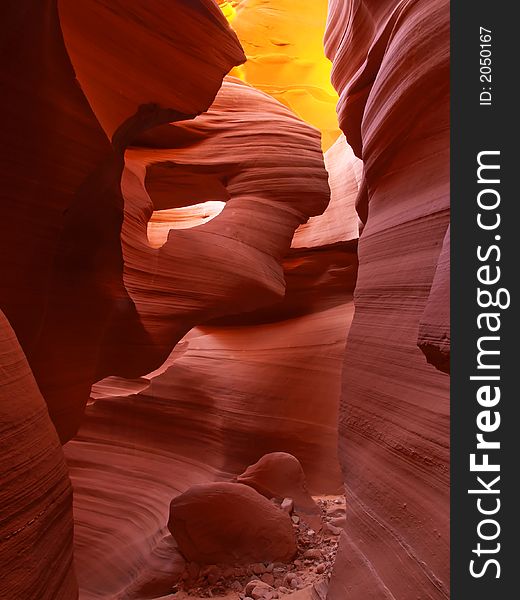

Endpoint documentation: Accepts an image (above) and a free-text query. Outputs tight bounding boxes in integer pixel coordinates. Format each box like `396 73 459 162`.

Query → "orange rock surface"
0 1 449 598
219 0 341 150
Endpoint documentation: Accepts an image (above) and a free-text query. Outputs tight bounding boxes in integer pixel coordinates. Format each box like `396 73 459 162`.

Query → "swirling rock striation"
65 75 359 598
325 0 450 598
0 0 244 444
0 310 77 599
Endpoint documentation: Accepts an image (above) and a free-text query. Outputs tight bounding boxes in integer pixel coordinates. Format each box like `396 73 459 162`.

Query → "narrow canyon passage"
0 2 449 600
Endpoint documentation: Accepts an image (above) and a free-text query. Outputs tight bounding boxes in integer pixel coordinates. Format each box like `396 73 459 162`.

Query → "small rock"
245 580 261 595
293 559 303 568
324 523 342 536
316 563 326 574
334 498 342 505
289 576 304 590
281 498 294 514
291 515 300 525
261 573 275 586
306 529 315 537
283 573 296 587
303 548 322 559
245 580 272 597
231 581 243 591
329 516 346 527
252 563 267 575
251 584 275 600
265 563 274 573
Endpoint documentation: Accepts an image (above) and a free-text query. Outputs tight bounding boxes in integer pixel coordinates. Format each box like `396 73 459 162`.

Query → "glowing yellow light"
218 1 237 23
218 0 340 150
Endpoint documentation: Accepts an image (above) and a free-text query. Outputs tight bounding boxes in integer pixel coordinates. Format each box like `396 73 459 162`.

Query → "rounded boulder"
168 482 297 564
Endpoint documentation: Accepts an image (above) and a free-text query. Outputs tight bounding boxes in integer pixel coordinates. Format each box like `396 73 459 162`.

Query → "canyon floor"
162 495 344 600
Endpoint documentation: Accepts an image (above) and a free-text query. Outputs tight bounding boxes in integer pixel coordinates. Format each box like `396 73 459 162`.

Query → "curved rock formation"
237 453 320 527
169 482 297 564
2 1 450 598
324 1 450 598
116 76 331 370
64 74 358 598
418 226 450 373
0 0 244 443
0 310 76 600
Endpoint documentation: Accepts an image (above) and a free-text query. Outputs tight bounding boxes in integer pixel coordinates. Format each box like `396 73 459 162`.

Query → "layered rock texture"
0 310 76 600
325 0 450 598
66 83 359 598
1 0 449 598
0 0 245 446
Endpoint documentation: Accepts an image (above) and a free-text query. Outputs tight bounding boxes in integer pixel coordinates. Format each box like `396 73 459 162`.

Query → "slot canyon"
0 1 449 599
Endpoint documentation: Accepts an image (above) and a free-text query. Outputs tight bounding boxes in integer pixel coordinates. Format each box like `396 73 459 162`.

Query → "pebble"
303 548 322 559
316 563 327 574
245 580 273 596
251 586 273 600
251 563 267 575
281 498 294 514
324 523 342 536
261 573 275 586
291 515 300 525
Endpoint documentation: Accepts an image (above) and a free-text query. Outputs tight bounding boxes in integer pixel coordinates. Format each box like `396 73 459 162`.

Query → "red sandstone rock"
293 134 362 248
237 453 321 529
0 310 77 599
418 226 451 373
168 482 297 564
116 77 331 367
325 0 450 598
65 75 357 597
58 0 245 139
0 0 244 444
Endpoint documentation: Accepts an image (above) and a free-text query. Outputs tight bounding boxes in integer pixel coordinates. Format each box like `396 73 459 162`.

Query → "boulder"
168 482 297 564
237 453 321 529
